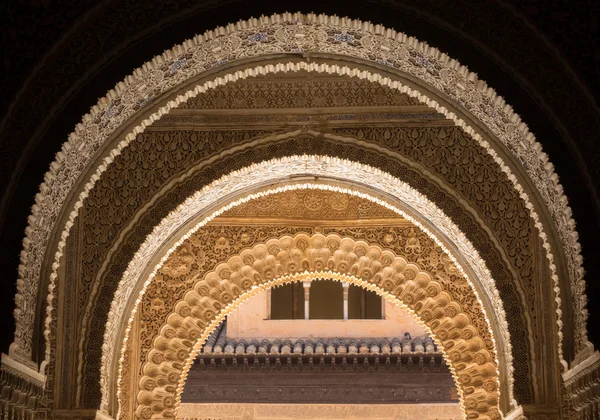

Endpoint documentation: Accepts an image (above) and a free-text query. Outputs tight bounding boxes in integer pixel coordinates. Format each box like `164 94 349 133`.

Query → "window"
309 281 343 319
270 282 304 319
269 280 382 320
348 284 382 319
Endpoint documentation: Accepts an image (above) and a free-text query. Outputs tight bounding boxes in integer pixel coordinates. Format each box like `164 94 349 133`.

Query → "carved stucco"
102 160 514 416
119 224 494 420
176 73 422 110
134 234 499 420
219 189 402 220
82 133 538 409
13 14 583 373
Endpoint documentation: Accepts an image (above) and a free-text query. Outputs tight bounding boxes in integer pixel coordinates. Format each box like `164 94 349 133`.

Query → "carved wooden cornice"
183 361 456 404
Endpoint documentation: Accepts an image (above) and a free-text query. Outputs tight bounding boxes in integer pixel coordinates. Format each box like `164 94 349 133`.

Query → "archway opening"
111 175 508 420
131 229 500 420
178 279 462 420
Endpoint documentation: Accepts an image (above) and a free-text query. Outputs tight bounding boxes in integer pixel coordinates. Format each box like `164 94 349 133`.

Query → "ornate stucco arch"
9 13 585 374
133 234 500 420
101 159 517 417
3 10 595 420
76 125 544 413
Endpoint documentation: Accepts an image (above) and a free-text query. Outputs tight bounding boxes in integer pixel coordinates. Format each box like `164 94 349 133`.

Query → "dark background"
0 0 598 358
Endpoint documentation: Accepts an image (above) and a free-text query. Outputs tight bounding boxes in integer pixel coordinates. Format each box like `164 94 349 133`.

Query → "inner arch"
103 156 514 413
138 260 496 419
175 272 466 418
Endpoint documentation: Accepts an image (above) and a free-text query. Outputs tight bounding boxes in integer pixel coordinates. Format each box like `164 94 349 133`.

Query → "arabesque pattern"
103 159 512 413
12 13 583 368
135 233 499 420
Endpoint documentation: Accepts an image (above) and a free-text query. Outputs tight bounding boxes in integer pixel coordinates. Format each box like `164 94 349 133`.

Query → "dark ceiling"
0 0 598 354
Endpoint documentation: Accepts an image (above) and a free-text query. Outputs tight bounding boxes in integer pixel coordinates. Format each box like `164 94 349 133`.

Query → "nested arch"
12 12 582 370
103 158 515 414
137 234 499 420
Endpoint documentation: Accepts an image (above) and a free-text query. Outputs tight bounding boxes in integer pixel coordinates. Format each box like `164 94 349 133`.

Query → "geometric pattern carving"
102 159 512 413
120 220 502 419
135 234 499 420
16 14 581 374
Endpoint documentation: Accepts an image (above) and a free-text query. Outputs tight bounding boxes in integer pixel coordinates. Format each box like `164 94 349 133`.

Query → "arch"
63 122 543 409
120 222 484 418
135 235 499 419
101 158 515 414
11 13 583 372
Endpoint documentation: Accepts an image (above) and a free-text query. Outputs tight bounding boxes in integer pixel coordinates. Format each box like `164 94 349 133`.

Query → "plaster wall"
226 290 426 339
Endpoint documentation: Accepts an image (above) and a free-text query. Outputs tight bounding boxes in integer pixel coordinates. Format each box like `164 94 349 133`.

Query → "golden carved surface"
123 225 499 420
219 189 402 220
134 233 499 420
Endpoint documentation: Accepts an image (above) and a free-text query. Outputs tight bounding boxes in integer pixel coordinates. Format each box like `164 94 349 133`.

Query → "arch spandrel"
130 233 499 420
11 13 583 371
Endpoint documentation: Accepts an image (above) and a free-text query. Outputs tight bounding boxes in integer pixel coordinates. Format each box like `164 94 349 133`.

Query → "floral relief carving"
55 132 528 412
15 13 582 373
223 189 395 219
132 233 499 420
162 245 196 278
92 152 524 414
